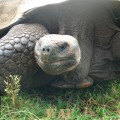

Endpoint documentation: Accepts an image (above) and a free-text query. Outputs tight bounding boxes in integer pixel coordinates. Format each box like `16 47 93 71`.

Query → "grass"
0 79 120 120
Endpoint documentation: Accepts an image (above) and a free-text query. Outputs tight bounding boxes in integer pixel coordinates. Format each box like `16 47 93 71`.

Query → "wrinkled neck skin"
58 7 94 83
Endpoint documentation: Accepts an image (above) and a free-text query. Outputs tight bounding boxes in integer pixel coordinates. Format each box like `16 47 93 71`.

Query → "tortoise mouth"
38 59 78 75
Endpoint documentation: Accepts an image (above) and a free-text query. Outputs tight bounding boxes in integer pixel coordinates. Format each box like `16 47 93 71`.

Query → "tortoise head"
34 34 81 75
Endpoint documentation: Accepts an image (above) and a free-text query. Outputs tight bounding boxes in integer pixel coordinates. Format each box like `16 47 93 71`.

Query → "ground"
0 80 120 120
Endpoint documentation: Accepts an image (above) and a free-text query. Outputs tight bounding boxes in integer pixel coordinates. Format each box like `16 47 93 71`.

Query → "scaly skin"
0 23 56 94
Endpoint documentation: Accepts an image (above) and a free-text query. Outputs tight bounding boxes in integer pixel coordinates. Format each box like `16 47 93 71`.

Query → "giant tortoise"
0 0 120 94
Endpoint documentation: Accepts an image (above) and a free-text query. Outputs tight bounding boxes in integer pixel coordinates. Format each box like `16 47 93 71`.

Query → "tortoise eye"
59 43 68 52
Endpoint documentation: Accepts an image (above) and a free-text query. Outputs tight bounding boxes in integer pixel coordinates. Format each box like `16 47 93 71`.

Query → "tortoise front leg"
51 63 93 89
51 76 93 88
0 24 48 93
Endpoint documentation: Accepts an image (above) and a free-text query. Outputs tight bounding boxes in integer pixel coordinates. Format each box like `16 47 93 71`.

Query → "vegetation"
0 75 120 120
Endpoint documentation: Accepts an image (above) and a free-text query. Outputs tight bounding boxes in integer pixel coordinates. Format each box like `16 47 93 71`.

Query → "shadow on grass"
21 79 120 105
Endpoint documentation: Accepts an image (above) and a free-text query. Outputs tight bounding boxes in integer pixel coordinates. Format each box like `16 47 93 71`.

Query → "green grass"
1 80 120 120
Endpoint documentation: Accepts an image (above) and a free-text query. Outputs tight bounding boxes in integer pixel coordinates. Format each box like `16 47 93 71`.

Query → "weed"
4 75 21 106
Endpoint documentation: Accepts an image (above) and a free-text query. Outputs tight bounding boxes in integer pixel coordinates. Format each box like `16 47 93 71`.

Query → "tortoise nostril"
42 48 45 51
47 48 50 52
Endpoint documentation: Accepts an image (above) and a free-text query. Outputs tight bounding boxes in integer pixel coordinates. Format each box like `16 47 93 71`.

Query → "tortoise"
0 0 120 94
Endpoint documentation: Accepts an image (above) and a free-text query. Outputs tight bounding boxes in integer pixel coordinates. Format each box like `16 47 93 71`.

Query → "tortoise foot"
51 79 74 88
51 77 93 88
